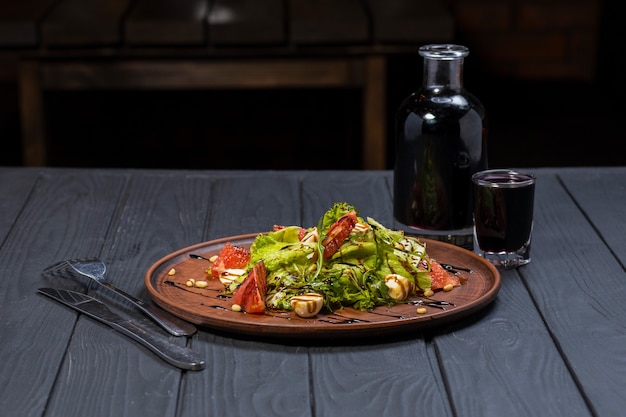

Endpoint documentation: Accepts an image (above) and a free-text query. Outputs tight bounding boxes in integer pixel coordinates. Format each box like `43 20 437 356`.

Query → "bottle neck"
422 58 464 90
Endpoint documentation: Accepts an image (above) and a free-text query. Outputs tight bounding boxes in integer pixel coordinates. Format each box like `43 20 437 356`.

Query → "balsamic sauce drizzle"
189 253 210 261
440 263 474 274
408 299 455 309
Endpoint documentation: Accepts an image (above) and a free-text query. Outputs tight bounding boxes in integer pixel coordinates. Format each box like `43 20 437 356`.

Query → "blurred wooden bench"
3 0 453 169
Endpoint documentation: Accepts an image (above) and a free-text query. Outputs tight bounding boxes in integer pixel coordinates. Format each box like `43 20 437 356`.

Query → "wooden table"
1 166 625 417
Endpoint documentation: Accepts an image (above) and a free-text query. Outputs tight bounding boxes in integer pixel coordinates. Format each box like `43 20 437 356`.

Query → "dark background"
35 60 624 170
37 64 625 170
1 0 624 170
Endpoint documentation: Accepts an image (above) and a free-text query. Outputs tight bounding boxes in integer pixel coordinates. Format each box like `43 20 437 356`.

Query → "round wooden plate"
145 234 501 340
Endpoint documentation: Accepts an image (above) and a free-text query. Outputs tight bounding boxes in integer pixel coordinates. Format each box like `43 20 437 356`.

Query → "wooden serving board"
145 234 500 340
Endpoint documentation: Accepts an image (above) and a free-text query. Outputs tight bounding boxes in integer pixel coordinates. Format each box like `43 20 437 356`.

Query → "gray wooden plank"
437 271 592 416
182 334 311 417
0 167 39 237
45 318 184 416
182 173 311 417
208 0 285 45
311 339 453 417
205 173 302 239
43 171 219 416
86 171 218 308
538 167 626 415
559 167 626 265
0 170 129 416
41 0 132 46
300 170 393 226
492 169 625 415
125 0 209 46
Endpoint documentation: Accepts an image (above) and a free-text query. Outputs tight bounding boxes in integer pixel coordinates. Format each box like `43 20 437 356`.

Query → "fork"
44 258 197 337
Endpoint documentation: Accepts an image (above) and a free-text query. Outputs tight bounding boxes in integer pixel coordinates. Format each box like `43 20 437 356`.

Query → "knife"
38 288 205 371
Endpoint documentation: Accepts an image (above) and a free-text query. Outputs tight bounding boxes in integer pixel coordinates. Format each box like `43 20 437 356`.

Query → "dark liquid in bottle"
394 91 487 231
473 174 535 252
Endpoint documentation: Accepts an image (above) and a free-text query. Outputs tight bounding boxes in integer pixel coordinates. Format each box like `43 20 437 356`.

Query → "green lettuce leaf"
229 203 434 311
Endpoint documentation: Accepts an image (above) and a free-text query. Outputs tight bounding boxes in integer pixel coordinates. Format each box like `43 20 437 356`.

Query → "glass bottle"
393 44 488 249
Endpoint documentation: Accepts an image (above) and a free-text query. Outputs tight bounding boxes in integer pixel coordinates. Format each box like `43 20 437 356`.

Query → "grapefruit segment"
232 261 267 314
429 258 461 290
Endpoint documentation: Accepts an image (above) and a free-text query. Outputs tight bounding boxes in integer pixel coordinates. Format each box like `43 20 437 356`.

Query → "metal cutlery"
38 288 205 371
43 257 196 337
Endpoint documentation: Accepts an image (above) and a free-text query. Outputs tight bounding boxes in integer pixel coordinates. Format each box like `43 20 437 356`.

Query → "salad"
208 202 462 317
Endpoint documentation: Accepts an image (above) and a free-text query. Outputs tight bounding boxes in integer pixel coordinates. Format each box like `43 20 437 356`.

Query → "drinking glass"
472 169 536 269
